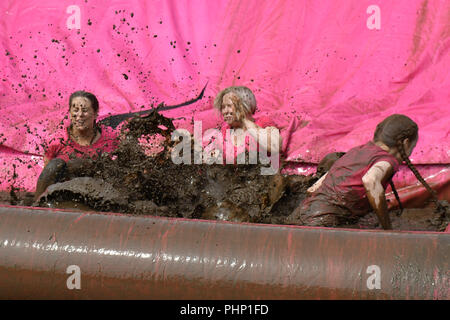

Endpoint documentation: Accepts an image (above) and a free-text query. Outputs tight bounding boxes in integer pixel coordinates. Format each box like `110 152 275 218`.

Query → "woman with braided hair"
288 114 430 230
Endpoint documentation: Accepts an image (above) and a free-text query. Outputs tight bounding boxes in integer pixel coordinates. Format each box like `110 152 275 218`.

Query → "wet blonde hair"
213 86 257 116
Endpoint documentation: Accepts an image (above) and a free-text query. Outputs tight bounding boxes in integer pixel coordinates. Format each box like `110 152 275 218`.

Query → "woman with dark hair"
288 114 439 230
33 91 119 201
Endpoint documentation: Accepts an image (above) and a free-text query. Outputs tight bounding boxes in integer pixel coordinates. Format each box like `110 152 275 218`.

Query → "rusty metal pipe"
0 205 448 299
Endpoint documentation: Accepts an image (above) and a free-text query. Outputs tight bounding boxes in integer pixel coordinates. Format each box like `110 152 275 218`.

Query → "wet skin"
68 97 100 147
221 92 243 128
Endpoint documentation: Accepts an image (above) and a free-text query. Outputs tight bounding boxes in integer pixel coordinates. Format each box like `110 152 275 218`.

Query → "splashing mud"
1 111 448 231
32 110 307 224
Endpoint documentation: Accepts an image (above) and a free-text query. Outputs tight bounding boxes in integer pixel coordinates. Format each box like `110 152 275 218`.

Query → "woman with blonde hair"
211 86 282 163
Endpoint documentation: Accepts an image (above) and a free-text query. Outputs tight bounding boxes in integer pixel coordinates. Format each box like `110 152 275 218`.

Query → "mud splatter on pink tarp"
0 0 449 195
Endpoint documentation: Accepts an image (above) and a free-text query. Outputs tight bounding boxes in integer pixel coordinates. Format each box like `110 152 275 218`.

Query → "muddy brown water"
2 111 448 232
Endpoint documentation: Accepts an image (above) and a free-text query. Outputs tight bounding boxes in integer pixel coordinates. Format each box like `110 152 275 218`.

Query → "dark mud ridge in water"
5 111 449 232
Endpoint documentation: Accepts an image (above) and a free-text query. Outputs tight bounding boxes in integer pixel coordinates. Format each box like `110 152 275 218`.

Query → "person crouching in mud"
288 114 422 230
203 86 282 175
33 91 119 202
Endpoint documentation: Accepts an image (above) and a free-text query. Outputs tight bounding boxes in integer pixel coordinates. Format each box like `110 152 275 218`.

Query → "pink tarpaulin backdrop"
0 0 449 202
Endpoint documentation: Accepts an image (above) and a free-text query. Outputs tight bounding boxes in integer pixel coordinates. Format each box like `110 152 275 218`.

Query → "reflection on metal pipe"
0 205 448 299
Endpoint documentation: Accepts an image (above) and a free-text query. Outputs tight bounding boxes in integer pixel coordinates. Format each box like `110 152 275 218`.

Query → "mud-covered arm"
243 119 282 154
43 155 50 167
307 172 328 193
362 161 394 230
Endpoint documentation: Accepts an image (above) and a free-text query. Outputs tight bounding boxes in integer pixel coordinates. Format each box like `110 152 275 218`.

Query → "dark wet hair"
69 90 99 114
374 114 438 207
374 114 418 148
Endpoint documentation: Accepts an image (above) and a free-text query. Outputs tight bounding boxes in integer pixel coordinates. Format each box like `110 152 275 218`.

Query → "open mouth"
74 121 87 127
223 114 234 122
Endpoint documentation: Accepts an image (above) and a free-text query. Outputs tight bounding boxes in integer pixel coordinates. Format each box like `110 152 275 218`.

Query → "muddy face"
221 93 242 127
69 97 97 132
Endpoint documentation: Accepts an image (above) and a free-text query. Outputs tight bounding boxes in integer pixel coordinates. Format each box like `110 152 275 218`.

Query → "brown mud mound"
346 208 448 232
41 164 299 222
39 177 129 212
433 200 450 230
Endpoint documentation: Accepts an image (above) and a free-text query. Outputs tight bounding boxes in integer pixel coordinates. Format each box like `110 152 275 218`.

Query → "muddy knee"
287 200 340 227
39 158 67 182
286 205 304 225
34 158 67 201
302 213 339 227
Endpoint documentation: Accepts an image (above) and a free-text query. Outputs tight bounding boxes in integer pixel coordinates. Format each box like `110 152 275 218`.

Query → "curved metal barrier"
0 205 448 299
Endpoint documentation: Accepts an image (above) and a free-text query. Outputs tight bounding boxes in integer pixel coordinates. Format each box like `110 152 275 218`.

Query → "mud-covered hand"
362 161 394 230
307 172 328 194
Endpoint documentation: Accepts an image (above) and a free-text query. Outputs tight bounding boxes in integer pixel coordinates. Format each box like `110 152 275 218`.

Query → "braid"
397 140 438 202
389 180 403 215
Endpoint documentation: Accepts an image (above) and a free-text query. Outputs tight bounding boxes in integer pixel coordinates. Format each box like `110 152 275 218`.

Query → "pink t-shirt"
302 141 400 217
45 126 120 162
203 116 279 164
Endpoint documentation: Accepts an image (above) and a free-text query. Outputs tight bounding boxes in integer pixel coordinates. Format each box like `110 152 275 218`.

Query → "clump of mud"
42 177 129 211
431 200 450 231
